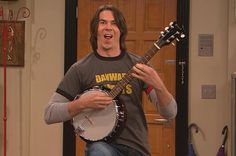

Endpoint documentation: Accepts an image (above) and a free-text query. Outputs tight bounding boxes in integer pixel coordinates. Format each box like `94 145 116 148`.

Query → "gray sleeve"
148 90 177 120
44 92 72 124
157 97 177 120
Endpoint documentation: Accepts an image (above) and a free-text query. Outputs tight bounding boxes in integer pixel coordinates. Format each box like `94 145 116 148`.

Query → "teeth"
104 34 112 39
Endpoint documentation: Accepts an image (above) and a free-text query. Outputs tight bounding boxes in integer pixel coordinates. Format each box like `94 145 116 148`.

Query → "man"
44 4 177 156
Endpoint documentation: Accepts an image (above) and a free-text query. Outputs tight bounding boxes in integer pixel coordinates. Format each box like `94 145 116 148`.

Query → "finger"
131 70 145 81
96 95 113 103
133 65 145 75
135 63 145 72
96 100 113 109
136 64 153 76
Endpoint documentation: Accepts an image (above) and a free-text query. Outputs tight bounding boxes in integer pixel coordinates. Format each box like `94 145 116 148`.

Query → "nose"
105 22 112 30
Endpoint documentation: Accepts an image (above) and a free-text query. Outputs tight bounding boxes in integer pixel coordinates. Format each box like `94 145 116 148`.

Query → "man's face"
97 10 121 52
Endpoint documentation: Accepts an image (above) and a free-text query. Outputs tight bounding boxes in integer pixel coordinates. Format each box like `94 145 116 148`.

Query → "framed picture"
0 21 25 66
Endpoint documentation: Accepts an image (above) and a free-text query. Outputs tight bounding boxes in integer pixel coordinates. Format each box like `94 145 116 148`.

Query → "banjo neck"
107 21 185 99
108 43 160 99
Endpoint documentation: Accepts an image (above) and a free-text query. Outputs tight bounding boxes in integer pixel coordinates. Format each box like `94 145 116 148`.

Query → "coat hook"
216 125 228 156
221 125 228 146
188 123 199 143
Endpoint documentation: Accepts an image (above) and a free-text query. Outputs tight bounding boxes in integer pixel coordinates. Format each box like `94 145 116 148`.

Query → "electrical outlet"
201 84 216 99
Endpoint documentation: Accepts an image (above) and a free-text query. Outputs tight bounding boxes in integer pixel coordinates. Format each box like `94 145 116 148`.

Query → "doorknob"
165 59 176 64
154 118 168 124
154 118 173 127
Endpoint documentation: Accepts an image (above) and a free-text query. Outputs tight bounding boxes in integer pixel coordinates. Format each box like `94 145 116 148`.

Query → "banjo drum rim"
72 88 127 142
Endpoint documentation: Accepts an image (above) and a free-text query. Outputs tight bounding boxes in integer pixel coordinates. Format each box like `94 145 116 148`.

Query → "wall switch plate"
201 84 216 99
198 34 214 56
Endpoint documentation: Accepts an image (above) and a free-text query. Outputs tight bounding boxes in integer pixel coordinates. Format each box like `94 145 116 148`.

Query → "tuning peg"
180 34 185 38
171 42 176 46
165 27 169 31
160 31 165 37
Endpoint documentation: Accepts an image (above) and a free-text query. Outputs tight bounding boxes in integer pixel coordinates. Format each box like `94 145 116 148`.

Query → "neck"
97 48 121 57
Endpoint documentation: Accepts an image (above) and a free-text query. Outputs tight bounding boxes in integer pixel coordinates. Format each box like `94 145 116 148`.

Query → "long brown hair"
90 5 127 52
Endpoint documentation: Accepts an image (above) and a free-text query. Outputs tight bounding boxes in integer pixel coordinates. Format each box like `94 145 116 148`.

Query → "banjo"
72 21 185 142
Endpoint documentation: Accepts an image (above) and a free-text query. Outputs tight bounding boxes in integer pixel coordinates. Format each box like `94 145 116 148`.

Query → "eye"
99 20 106 25
111 21 117 25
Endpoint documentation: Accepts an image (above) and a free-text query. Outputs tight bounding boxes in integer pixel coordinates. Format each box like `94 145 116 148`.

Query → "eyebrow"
99 18 115 22
99 19 106 22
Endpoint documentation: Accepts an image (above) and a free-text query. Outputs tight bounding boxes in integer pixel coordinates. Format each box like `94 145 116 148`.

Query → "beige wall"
0 0 64 156
189 0 236 155
0 0 235 156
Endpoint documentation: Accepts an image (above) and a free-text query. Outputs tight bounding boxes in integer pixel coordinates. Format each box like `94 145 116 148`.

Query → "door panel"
77 0 176 155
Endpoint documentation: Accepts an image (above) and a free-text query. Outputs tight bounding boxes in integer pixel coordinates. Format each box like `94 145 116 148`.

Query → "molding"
63 0 77 156
176 0 190 155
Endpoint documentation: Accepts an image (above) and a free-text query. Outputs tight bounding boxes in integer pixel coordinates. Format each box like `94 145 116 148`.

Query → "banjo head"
72 88 126 142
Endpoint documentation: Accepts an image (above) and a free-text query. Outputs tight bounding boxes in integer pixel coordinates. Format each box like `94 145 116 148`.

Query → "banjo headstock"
155 21 185 48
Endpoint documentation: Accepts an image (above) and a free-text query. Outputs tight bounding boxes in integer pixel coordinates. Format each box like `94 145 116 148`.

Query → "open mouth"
104 34 113 40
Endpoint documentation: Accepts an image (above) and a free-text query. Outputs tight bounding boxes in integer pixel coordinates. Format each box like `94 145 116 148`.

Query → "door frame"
63 0 189 155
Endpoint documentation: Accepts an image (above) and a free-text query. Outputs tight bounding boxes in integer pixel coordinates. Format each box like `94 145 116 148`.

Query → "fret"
145 53 152 60
141 46 159 64
108 91 115 99
110 71 133 97
142 56 149 64
150 46 157 56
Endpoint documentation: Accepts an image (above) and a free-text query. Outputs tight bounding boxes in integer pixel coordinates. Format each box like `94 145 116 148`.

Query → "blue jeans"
85 141 143 156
